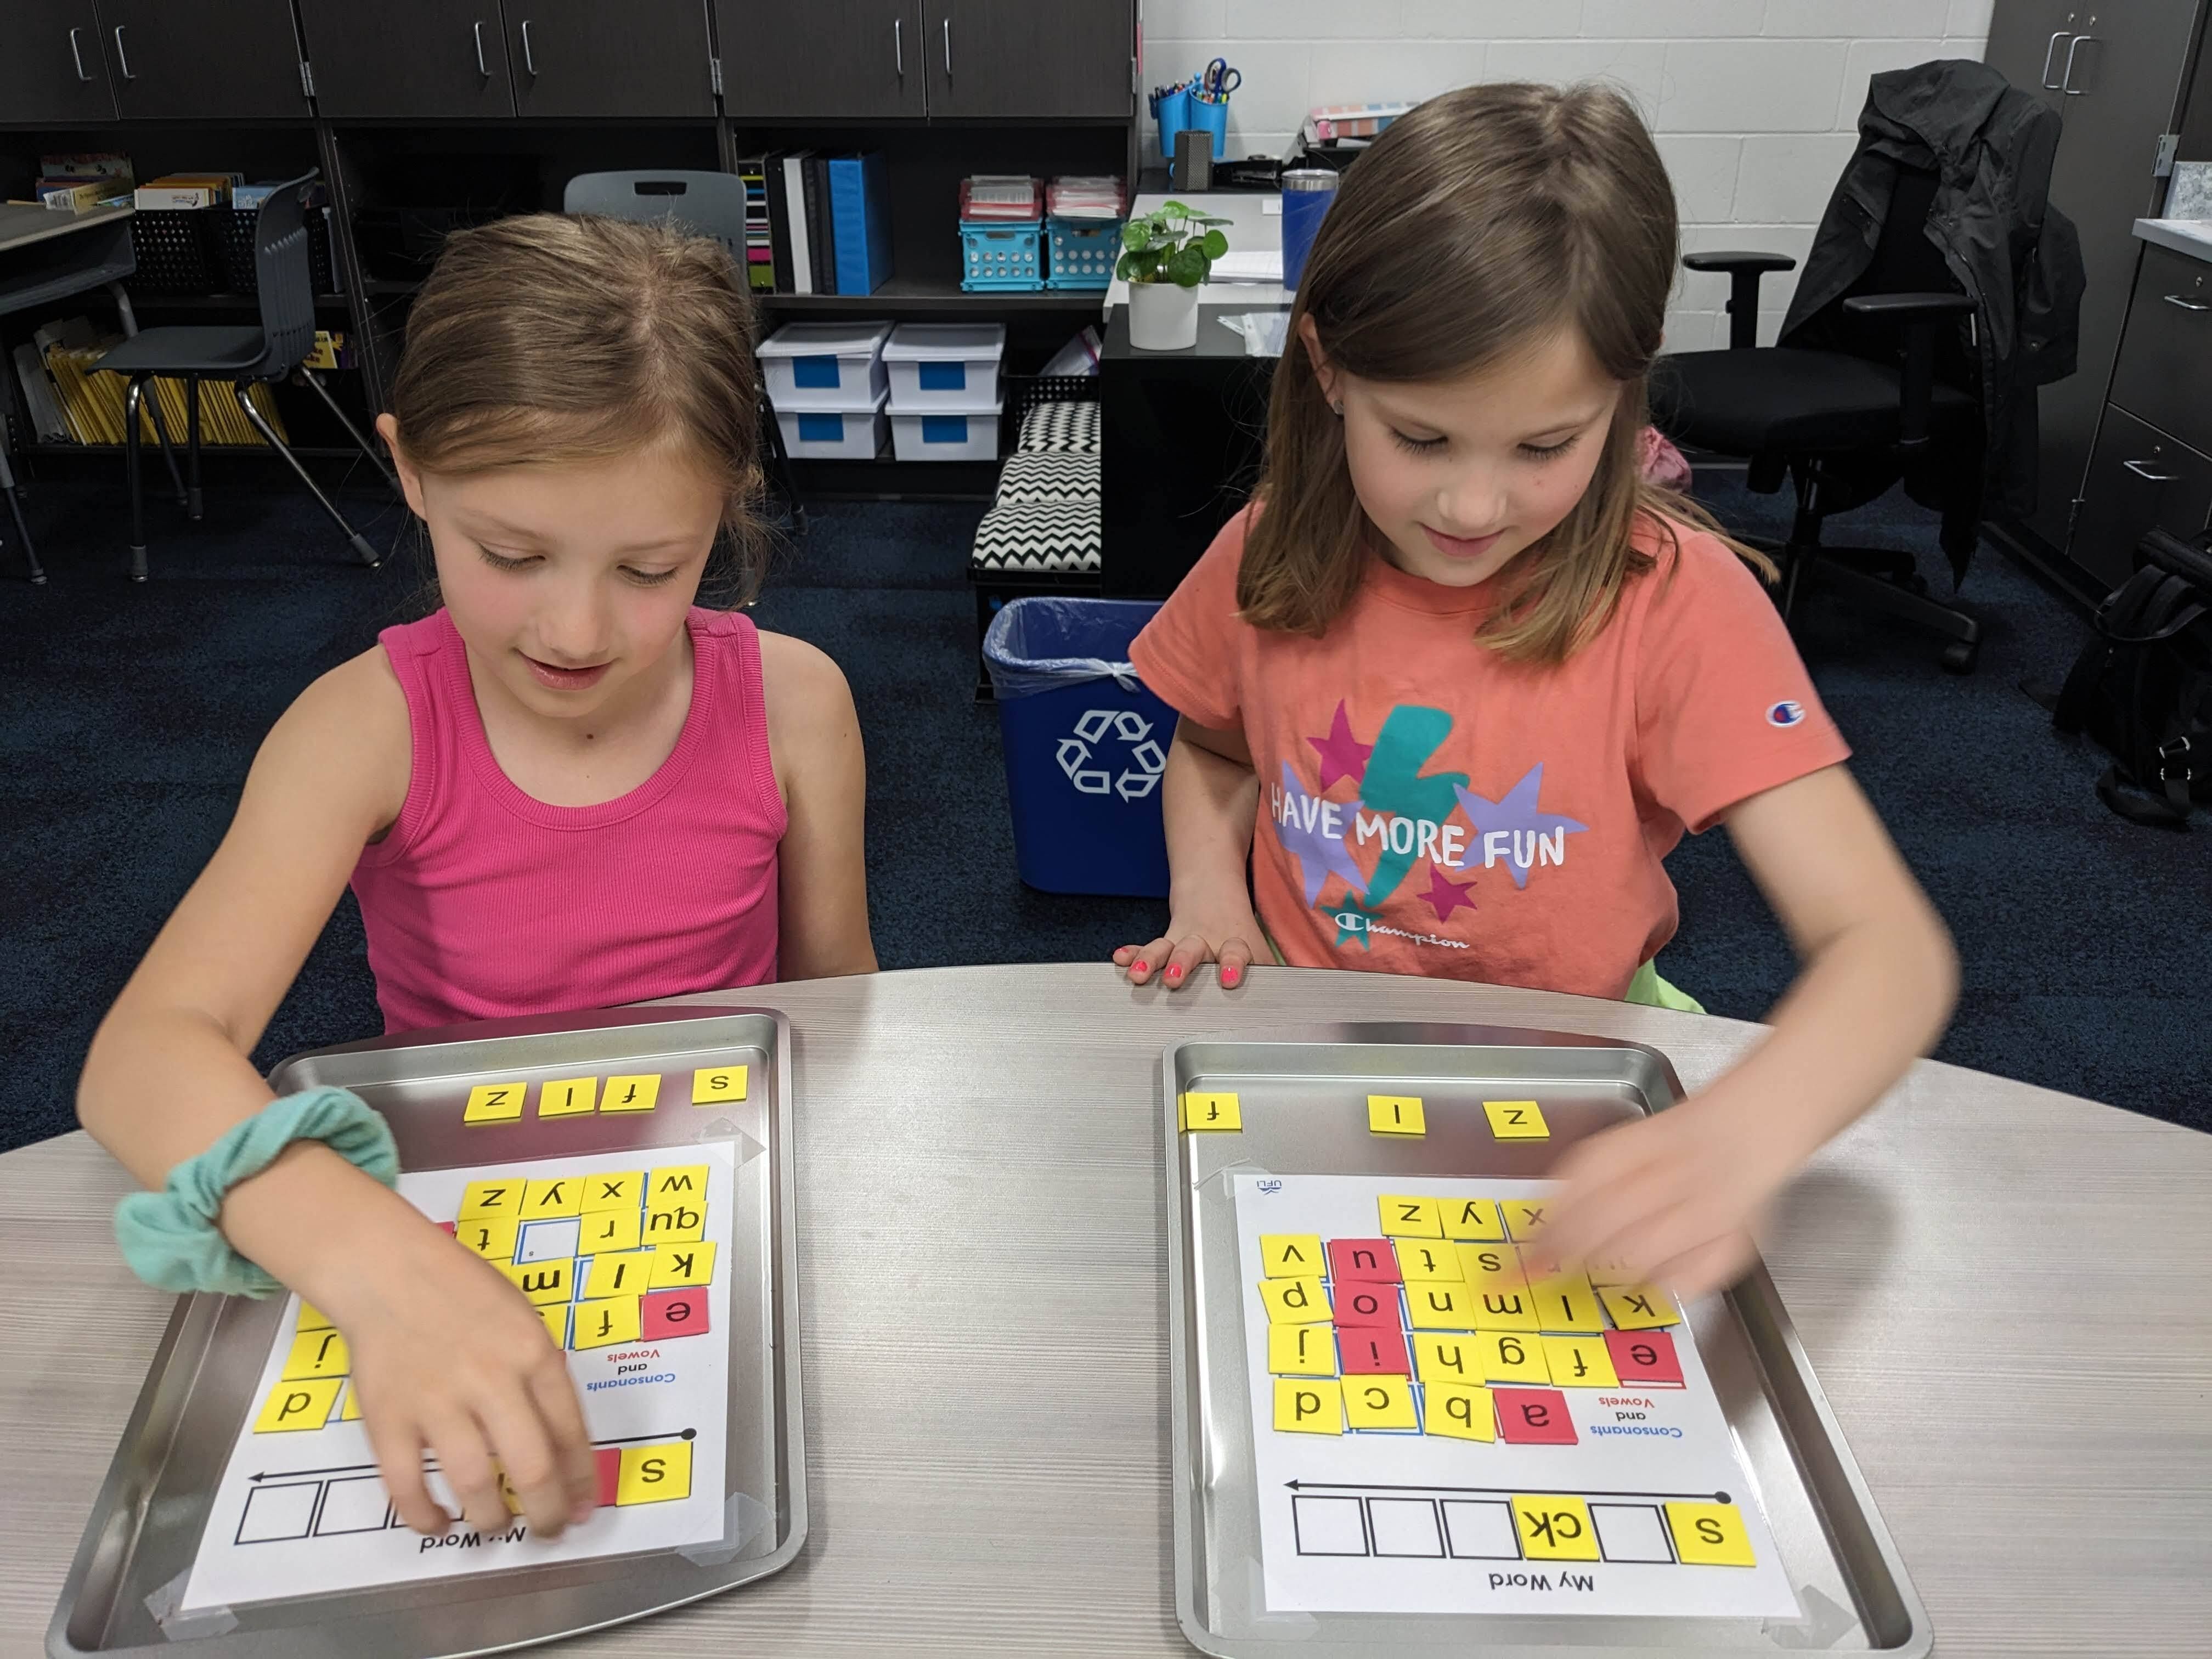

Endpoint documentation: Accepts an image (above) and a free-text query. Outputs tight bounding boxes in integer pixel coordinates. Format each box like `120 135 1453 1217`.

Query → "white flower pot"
1127 279 1200 351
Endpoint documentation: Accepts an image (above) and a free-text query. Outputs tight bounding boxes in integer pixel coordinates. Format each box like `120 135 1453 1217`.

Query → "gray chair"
561 170 805 537
95 171 394 581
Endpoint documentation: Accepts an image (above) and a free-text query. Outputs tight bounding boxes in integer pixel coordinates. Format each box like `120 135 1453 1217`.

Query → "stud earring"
1330 399 1344 416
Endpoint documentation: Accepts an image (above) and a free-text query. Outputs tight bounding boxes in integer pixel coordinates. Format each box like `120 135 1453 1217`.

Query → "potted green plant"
1118 200 1231 351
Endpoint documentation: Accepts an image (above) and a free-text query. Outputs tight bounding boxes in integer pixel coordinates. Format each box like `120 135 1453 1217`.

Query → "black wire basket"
127 210 223 293
216 205 339 295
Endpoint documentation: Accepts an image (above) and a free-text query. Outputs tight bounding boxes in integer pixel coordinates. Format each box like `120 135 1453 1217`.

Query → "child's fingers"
1642 1228 1757 1304
365 1407 448 1536
524 1353 601 1524
1216 936 1254 989
1161 934 1215 988
476 1389 571 1538
1123 935 1176 984
1112 944 1140 966
426 1411 509 1535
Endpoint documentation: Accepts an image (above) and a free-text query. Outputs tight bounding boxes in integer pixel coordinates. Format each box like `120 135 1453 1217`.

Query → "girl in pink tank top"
81 215 874 1543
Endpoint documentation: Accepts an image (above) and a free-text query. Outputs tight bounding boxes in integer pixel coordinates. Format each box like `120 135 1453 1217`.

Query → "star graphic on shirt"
1331 896 1381 949
1420 864 1476 922
1273 763 1365 906
1307 699 1374 792
1451 763 1589 891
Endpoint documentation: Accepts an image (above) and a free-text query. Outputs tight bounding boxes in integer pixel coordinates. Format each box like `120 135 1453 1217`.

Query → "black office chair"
1651 166 1984 672
95 171 394 582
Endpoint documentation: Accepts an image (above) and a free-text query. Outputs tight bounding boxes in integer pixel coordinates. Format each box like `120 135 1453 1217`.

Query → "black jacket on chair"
1780 59 2083 524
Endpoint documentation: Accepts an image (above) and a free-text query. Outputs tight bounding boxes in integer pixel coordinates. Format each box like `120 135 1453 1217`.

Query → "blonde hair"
1242 82 1770 662
388 212 766 602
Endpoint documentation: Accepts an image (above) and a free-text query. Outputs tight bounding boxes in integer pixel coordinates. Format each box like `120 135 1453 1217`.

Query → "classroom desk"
5 964 2209 1657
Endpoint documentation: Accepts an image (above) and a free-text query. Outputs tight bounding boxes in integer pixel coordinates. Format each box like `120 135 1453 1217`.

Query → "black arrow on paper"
250 1428 695 1482
1286 1480 1730 1503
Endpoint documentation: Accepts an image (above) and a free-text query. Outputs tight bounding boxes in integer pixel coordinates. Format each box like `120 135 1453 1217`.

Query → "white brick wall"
1141 0 1994 353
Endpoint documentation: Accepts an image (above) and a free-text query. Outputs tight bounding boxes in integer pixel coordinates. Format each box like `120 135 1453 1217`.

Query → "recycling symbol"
1056 708 1167 800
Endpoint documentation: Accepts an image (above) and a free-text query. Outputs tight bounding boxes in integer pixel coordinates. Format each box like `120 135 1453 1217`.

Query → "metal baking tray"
49 1005 805 1659
1165 1022 1929 1658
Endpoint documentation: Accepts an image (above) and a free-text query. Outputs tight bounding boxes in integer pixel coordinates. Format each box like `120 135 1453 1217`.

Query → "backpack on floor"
2055 527 2212 828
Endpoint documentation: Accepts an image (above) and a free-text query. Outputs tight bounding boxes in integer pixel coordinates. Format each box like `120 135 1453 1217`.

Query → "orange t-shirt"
1127 507 1852 998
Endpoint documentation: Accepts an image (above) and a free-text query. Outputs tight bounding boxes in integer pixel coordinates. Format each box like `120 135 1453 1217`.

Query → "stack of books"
33 153 133 213
133 172 242 210
11 316 291 449
737 151 891 297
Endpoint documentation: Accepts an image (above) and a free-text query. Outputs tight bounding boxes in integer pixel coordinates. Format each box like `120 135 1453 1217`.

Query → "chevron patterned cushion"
969 499 1102 575
994 451 1099 504
1015 399 1099 455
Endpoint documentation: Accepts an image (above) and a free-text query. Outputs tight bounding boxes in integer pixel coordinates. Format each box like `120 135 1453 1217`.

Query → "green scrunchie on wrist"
114 1086 400 1298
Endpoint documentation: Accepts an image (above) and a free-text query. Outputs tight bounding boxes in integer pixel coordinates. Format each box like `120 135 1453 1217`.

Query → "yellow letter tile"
1457 1242 1527 1288
1257 1276 1331 1324
1542 1334 1619 1388
1267 1322 1339 1376
1393 1239 1463 1282
339 1381 362 1421
281 1328 351 1381
1343 1375 1418 1430
1442 1197 1505 1241
295 1299 334 1333
253 1378 342 1433
538 1076 598 1119
1181 1091 1242 1131
1377 1194 1443 1238
1404 1283 1475 1330
690 1065 748 1104
458 1217 520 1261
1531 1271 1603 1333
1260 1234 1324 1278
518 1177 583 1220
1599 1283 1683 1330
1478 1331 1552 1385
581 1171 643 1213
601 1074 661 1114
1500 1198 1551 1242
649 1164 710 1203
1410 1333 1477 1386
572 1295 642 1350
1483 1099 1549 1139
617 1439 693 1504
1471 1286 1541 1331
580 1206 643 1254
459 1178 521 1219
648 1241 717 1289
538 1302 571 1348
644 1199 707 1244
1666 1501 1757 1566
1273 1378 1343 1434
498 1258 575 1305
1424 1380 1497 1442
1367 1094 1425 1136
582 1250 655 1299
1513 1494 1600 1561
463 1082 527 1125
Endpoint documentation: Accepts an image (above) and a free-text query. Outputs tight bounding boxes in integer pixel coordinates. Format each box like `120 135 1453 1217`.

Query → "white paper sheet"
179 1143 735 1612
1232 1172 1799 1619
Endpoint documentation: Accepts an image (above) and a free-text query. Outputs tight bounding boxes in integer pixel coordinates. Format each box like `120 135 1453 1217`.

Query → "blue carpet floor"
1 465 2205 1152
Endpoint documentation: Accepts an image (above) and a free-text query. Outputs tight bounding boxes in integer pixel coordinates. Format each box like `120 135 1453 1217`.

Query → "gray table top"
0 201 132 255
5 964 2208 1657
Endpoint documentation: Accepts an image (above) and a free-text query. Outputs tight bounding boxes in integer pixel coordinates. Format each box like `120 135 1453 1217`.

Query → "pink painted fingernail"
1167 964 1183 981
1132 960 1148 974
1222 967 1241 986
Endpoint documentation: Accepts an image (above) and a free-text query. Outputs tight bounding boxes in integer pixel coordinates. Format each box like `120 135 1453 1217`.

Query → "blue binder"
828 153 891 297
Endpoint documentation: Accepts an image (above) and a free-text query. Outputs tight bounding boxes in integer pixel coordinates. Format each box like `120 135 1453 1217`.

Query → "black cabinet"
2071 406 2212 590
924 0 1131 119
97 0 305 120
1 0 118 125
718 0 923 119
509 0 716 119
298 0 517 119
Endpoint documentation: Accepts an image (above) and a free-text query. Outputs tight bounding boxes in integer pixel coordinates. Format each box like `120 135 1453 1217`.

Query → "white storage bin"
889 401 1003 461
883 322 1006 411
759 321 891 411
777 392 889 459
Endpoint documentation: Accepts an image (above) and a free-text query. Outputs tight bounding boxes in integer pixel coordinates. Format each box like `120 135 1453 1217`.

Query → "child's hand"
325 1215 599 1539
1114 900 1262 990
1521 1090 1802 1302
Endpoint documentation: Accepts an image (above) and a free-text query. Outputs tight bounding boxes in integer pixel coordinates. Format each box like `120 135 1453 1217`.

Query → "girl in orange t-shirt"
1117 83 1956 1299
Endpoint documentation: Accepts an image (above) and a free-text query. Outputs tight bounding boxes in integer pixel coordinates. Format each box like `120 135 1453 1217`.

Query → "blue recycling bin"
983 597 1174 896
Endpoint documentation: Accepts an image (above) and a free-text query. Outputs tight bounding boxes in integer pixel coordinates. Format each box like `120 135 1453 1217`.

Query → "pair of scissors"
1202 57 1242 97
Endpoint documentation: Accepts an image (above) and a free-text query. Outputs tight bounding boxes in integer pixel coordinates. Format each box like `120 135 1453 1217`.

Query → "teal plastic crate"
960 220 1043 291
1046 216 1121 290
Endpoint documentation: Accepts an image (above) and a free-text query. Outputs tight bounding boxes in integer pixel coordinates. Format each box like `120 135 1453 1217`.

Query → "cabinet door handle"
2040 30 2072 88
2124 459 2181 482
893 16 902 75
473 20 490 77
112 24 134 80
2060 33 2097 95
2163 292 2211 312
68 26 91 81
521 20 537 75
943 16 951 74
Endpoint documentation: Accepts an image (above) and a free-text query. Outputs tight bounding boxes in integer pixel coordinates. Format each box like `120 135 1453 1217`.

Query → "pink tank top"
351 607 783 1033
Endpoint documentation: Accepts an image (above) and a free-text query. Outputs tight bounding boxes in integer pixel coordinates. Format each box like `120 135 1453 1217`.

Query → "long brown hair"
387 212 767 603
1242 82 1769 662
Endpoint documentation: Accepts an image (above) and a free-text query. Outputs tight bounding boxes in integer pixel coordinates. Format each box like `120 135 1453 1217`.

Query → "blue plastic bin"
983 597 1173 896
